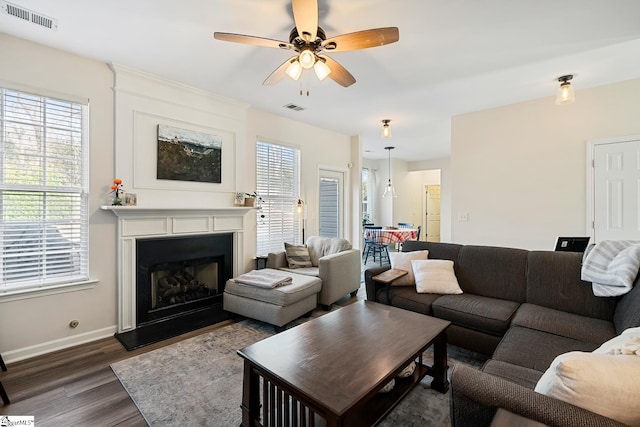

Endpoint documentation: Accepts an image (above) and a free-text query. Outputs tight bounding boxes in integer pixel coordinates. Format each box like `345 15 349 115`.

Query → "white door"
318 169 344 238
425 185 441 242
593 139 640 242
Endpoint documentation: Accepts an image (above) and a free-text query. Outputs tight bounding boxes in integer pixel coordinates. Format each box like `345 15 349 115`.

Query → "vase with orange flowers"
110 178 124 205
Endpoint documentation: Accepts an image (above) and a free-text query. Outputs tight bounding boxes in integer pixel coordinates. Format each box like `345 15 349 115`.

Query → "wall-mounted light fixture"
382 146 397 198
555 74 575 105
381 119 392 139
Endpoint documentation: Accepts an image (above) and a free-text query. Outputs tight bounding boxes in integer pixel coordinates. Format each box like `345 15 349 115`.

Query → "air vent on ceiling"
283 103 305 112
1 1 58 30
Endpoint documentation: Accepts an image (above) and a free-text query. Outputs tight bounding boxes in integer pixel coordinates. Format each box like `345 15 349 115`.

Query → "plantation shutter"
319 177 339 238
0 88 89 293
256 141 300 255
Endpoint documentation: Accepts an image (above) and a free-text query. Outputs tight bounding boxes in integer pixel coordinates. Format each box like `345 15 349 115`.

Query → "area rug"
111 318 486 427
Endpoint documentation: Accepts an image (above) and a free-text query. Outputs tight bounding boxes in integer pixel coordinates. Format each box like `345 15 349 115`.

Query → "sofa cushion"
412 259 462 294
377 286 441 315
284 243 312 268
279 266 320 277
613 274 640 334
535 349 640 427
402 240 462 261
306 236 351 266
493 326 598 372
388 250 429 286
455 245 528 302
482 359 542 389
431 294 519 336
526 251 617 320
512 303 616 345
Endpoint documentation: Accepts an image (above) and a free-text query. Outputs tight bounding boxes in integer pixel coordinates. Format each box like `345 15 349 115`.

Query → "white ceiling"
2 0 640 161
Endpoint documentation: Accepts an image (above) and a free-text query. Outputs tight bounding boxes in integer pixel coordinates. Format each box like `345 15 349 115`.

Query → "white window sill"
0 279 99 303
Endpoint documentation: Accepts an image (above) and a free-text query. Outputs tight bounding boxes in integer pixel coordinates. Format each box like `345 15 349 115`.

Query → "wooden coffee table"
238 300 451 427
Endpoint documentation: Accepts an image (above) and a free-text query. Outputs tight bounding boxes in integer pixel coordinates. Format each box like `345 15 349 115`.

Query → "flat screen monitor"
554 237 590 253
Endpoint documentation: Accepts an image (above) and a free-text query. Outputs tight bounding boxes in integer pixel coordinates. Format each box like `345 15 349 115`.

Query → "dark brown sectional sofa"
364 240 640 427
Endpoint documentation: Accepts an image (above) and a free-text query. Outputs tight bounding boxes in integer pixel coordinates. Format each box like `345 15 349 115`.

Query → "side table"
372 268 408 304
255 255 268 270
0 353 9 405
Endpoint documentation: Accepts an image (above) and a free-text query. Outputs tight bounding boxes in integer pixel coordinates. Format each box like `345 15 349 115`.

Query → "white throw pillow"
388 250 429 286
412 259 463 294
535 328 640 426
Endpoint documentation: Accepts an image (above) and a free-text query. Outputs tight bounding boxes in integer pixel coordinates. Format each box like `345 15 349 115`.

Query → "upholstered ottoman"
223 268 322 328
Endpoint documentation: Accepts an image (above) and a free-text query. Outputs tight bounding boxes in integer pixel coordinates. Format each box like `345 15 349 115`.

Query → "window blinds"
0 88 89 293
256 141 301 255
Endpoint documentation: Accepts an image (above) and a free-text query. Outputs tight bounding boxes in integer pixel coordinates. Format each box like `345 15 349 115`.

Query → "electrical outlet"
458 212 469 222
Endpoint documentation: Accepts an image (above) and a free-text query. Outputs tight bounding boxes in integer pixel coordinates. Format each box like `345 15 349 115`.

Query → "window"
0 88 89 294
362 168 372 224
256 141 300 255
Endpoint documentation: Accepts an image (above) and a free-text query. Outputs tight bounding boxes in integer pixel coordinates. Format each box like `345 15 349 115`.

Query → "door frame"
586 133 640 242
317 166 349 239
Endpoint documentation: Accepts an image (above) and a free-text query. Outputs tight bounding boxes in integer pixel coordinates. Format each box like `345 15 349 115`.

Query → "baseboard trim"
2 325 118 364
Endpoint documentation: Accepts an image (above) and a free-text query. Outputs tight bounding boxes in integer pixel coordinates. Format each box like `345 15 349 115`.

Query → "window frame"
255 140 301 255
0 86 90 296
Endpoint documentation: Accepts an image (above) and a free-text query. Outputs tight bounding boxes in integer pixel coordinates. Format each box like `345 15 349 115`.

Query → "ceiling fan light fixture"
286 59 303 80
381 119 392 139
313 59 331 81
298 49 316 69
555 74 575 105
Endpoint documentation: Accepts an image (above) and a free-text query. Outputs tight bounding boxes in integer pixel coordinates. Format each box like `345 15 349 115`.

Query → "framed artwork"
157 124 222 183
125 193 137 206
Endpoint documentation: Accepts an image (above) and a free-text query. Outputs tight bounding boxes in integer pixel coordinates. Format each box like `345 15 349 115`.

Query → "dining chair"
416 225 422 241
363 227 390 266
0 353 9 405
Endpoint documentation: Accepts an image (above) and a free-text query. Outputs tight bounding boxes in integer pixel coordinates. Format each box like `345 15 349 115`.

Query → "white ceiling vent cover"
283 103 305 112
1 1 58 30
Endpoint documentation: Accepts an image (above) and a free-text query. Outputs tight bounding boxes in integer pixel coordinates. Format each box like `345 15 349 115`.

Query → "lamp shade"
313 60 331 81
298 50 316 69
286 60 303 80
555 75 575 105
381 119 392 139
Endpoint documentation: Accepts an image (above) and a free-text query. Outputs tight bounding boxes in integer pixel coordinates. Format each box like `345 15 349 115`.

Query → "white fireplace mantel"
102 206 252 333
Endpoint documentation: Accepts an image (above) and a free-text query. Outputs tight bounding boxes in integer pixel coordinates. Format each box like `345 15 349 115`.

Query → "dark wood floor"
0 288 365 426
0 319 238 426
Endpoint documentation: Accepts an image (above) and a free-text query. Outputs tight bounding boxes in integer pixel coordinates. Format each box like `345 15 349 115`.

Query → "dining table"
364 227 418 245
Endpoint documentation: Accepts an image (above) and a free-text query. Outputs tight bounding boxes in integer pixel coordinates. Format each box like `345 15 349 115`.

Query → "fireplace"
104 206 250 350
136 233 233 326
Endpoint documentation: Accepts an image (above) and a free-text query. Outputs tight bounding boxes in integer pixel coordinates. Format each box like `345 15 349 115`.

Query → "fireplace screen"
150 257 220 311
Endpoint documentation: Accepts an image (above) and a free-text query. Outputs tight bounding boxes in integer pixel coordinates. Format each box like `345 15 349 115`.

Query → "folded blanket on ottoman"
234 270 293 288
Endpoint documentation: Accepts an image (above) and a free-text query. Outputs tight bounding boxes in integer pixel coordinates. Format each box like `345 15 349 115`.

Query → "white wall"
410 158 451 242
451 78 640 249
0 34 355 362
0 34 117 362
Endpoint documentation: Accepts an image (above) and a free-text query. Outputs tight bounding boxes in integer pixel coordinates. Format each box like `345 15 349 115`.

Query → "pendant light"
555 74 575 105
381 119 392 139
382 146 397 198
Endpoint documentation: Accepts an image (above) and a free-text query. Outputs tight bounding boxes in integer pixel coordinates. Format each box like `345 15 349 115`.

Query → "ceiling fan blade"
214 32 294 50
321 27 399 52
263 57 297 86
292 0 318 42
319 55 356 87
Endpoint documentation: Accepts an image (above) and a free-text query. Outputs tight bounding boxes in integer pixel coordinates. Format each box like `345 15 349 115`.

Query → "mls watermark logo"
0 416 35 426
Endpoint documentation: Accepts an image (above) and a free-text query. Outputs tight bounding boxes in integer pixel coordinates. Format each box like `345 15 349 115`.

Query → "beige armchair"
267 236 361 309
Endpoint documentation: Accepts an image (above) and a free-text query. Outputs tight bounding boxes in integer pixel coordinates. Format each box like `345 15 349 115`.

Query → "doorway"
425 185 441 242
588 135 640 242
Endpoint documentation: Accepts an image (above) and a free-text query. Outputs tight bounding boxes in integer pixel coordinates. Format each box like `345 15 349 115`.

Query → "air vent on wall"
283 103 305 112
1 1 58 30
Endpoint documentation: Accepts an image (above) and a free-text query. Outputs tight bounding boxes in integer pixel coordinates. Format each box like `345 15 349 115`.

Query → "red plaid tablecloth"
365 228 417 244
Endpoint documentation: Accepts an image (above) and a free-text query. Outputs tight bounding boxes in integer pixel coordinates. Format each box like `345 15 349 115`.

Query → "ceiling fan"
213 0 399 88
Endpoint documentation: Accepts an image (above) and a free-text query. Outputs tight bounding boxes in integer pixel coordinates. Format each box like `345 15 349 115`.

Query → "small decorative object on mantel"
234 192 245 206
244 192 262 207
125 193 137 206
110 178 124 206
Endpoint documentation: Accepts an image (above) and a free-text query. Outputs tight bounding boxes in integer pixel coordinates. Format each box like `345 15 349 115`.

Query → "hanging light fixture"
382 146 397 198
381 119 392 139
555 74 575 105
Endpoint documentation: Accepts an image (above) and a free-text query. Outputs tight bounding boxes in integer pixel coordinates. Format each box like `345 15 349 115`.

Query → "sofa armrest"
317 249 361 306
267 251 288 269
364 266 390 301
450 365 627 427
